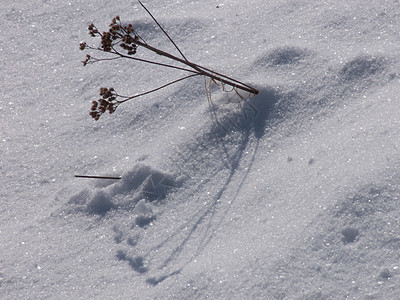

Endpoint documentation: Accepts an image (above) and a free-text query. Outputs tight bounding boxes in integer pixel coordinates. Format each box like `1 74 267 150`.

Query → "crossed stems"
82 2 258 119
84 25 259 93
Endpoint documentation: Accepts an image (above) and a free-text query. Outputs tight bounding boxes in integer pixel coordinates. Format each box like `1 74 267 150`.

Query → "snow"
2 0 400 298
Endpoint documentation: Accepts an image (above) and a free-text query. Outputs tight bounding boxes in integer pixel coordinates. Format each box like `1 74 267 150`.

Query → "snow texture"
2 0 400 299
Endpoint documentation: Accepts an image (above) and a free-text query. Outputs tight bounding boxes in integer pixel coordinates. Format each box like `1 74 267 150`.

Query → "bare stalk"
75 175 121 180
117 73 200 103
133 40 258 95
137 0 189 62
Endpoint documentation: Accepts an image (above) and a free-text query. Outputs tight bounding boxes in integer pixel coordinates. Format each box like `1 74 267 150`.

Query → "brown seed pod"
99 87 107 95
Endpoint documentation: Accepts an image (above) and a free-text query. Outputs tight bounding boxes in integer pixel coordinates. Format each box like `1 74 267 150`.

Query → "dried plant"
81 1 259 120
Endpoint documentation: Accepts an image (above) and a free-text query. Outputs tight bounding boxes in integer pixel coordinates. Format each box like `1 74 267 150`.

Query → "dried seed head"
100 32 113 51
79 42 86 50
107 103 115 113
126 24 134 33
99 87 108 96
82 54 91 66
89 87 118 120
88 23 99 37
89 111 100 121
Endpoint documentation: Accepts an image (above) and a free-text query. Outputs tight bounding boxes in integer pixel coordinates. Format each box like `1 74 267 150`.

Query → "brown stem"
138 0 188 62
75 175 121 180
112 49 200 74
134 40 259 95
136 0 258 95
118 73 200 103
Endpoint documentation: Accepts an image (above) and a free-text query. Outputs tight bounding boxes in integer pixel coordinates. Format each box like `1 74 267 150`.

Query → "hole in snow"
341 227 359 244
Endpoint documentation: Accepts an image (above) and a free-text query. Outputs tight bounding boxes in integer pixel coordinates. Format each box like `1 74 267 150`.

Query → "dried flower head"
89 87 119 120
82 54 91 66
88 23 99 37
100 32 113 52
126 24 135 34
81 16 141 68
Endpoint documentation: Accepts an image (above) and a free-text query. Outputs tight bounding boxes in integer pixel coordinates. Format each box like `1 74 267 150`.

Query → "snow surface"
2 0 400 298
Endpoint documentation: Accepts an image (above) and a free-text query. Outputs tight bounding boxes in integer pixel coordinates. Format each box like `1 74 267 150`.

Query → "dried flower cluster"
81 16 140 59
89 87 118 120
82 54 91 66
88 23 99 37
81 16 146 120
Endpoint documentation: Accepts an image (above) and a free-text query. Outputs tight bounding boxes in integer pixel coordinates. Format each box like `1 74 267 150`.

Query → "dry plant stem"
110 49 200 74
117 73 199 103
75 175 121 180
138 0 188 62
89 37 257 95
133 40 259 95
136 0 258 95
82 1 259 120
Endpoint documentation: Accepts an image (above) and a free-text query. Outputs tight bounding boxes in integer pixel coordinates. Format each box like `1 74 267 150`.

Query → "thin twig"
112 49 200 74
134 40 258 95
136 1 258 95
75 175 122 180
88 45 199 74
118 73 200 102
138 0 188 62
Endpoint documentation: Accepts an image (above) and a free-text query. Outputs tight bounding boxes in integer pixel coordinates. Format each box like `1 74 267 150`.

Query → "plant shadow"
115 87 279 284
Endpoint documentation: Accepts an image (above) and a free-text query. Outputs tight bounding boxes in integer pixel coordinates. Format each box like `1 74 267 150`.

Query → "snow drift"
2 0 400 299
